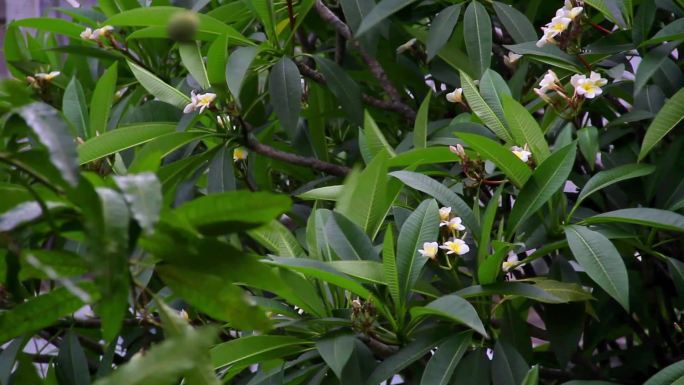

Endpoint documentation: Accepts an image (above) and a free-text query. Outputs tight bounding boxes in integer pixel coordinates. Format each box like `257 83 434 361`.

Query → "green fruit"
167 10 200 42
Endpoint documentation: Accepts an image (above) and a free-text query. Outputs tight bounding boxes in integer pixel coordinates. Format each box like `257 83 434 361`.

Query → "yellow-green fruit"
167 10 200 42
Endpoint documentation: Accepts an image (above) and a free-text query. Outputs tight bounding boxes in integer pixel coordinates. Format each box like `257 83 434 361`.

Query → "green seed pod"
167 10 200 42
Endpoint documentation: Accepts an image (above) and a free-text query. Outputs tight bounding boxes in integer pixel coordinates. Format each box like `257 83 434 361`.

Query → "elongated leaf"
504 42 583 72
455 282 564 304
412 295 488 337
248 219 306 257
420 332 472 385
356 0 418 36
364 111 396 158
464 1 492 77
396 199 439 303
382 227 400 305
427 5 462 61
365 331 446 385
93 327 218 385
63 77 89 138
584 0 629 28
389 170 479 235
328 260 384 284
642 18 684 45
0 284 97 344
502 95 550 162
634 42 679 95
413 93 431 149
179 41 210 89
56 332 90 385
226 46 259 101
389 147 457 167
458 133 531 187
583 208 684 232
316 334 356 379
298 185 342 201
211 336 310 369
507 143 576 234
128 61 190 109
207 34 228 86
639 87 684 160
493 2 537 44
479 70 509 130
90 62 118 138
313 57 363 125
78 123 177 164
11 18 84 39
644 360 684 385
268 57 302 139
114 173 162 234
0 338 25 385
18 103 79 187
207 146 236 193
492 341 529 385
565 225 629 310
174 191 291 235
460 71 513 142
576 163 655 205
325 213 378 261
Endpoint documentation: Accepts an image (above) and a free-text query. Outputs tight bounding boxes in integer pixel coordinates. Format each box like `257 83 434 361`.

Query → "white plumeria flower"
183 91 216 113
572 71 608 99
438 207 452 222
92 25 114 39
445 88 463 103
396 38 417 54
511 146 532 163
445 217 466 232
503 52 522 68
559 0 583 19
34 71 60 81
440 239 470 255
502 252 523 272
233 147 248 161
538 70 559 93
418 242 439 259
80 27 95 40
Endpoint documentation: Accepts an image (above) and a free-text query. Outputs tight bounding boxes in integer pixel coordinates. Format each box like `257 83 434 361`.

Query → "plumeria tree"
2 0 684 384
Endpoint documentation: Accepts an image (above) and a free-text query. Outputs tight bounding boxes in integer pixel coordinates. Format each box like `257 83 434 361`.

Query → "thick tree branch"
313 0 415 118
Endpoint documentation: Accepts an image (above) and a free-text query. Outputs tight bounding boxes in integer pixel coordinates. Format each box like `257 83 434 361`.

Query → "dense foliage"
2 0 684 384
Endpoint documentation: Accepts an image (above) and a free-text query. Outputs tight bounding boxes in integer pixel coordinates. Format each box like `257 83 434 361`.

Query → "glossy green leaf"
248 219 306 257
328 260 384 284
460 70 513 142
89 62 118 138
507 143 576 234
63 77 89 139
412 295 488 337
268 57 302 139
583 208 684 232
382 226 400 305
313 56 363 125
226 46 259 101
420 332 472 385
114 172 162 234
639 87 684 160
565 225 629 310
207 146 236 193
316 334 356 379
356 0 418 36
427 5 461 61
502 95 551 163
364 111 396 158
642 18 684 45
207 34 228 86
56 332 90 385
455 282 564 304
325 212 378 261
492 341 529 385
78 123 177 164
11 18 84 39
297 185 342 201
211 336 310 370
634 42 679 95
576 163 655 206
413 93 431 149
179 41 210 89
504 42 583 71
492 2 537 44
644 359 684 385
464 1 492 77
458 133 531 188
128 61 190 109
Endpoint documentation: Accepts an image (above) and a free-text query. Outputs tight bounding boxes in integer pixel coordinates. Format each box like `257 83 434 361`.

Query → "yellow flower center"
581 83 595 92
198 95 214 105
550 22 566 32
425 245 438 255
448 242 462 254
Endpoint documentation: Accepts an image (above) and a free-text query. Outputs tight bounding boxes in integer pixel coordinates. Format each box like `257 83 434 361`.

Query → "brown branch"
358 334 399 359
313 0 415 118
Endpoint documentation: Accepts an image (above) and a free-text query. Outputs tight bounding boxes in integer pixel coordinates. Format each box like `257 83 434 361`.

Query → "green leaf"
226 46 259 101
248 219 306 257
388 147 457 167
396 199 439 303
584 0 629 29
492 2 537 44
492 340 529 385
105 6 251 43
336 153 391 239
56 332 90 385
364 111 396 158
528 279 593 302
207 34 228 87
464 1 492 77
382 227 400 305
11 18 84 39
78 123 177 164
427 5 462 61
502 95 551 163
316 334 356 379
174 191 291 235
642 18 684 46
18 103 79 187
179 41 210 89
328 260 385 284
0 338 25 385
460 70 513 142
366 331 446 385
582 208 684 233
268 57 302 139
63 77 89 139
420 332 472 385
458 133 531 188
479 70 509 130
576 163 655 206
128 61 190 109
325 213 378 261
0 284 97 344
639 87 684 160
455 282 565 304
503 42 583 72
412 295 488 337
644 359 684 385
313 56 363 125
413 93 431 149
297 185 342 201
578 126 599 170
211 336 310 370
634 42 679 95
507 143 576 235
246 0 277 43
207 146 236 193
114 172 162 234
389 170 480 235
0 201 66 232
564 225 629 310
93 327 218 385
356 0 418 37
90 62 118 138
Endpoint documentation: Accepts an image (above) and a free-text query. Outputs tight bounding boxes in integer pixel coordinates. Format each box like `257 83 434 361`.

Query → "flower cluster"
536 1 583 47
418 206 470 270
535 69 608 102
80 25 114 41
183 91 216 114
